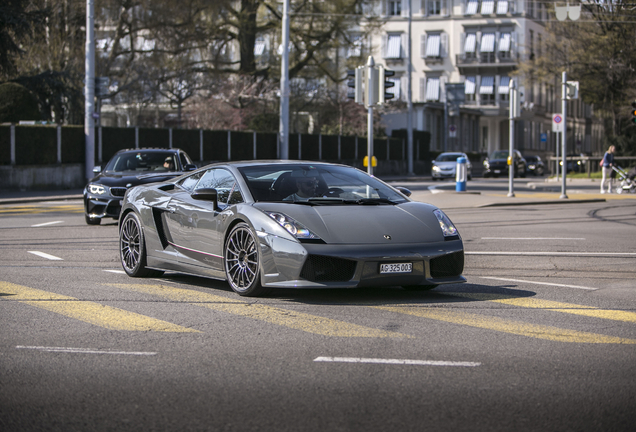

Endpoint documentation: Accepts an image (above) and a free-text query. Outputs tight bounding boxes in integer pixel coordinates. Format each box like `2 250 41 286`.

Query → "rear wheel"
225 223 270 297
119 212 163 277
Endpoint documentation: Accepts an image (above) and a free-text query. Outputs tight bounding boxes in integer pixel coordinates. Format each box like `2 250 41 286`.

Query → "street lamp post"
279 0 290 160
84 0 95 180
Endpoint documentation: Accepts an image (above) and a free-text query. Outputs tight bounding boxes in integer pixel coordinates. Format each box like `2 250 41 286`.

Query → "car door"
164 168 242 273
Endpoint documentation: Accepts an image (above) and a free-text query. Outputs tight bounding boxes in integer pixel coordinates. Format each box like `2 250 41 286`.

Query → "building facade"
369 0 603 160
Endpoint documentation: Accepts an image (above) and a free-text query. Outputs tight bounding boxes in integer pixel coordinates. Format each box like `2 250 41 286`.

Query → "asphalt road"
1 193 635 432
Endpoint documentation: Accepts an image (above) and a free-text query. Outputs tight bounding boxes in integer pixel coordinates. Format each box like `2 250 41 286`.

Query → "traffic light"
347 67 364 104
631 100 636 125
378 65 395 104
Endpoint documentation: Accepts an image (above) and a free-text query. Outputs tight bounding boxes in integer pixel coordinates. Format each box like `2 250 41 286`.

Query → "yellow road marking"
0 282 199 333
447 293 636 324
0 205 83 215
106 283 412 338
374 305 636 344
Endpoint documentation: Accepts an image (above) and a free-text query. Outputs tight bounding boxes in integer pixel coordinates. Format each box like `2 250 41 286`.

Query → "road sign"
552 114 564 133
449 124 457 138
540 133 548 143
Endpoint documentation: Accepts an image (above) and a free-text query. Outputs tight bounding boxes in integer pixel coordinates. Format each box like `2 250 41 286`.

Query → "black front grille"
430 251 464 278
110 187 128 197
300 255 357 282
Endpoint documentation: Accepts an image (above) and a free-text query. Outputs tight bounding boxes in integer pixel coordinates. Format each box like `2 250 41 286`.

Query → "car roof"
114 148 183 154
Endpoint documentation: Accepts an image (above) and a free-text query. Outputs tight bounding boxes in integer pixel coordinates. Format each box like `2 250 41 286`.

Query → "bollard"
456 157 467 192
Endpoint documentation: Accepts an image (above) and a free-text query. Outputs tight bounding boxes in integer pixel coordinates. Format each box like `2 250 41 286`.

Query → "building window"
425 77 440 101
498 32 511 59
466 0 479 15
464 33 477 57
527 0 534 18
425 33 441 57
388 0 402 16
428 0 442 15
496 0 509 14
479 76 495 104
481 0 495 14
465 76 476 102
480 33 496 53
385 34 402 58
254 36 266 56
347 34 362 58
499 76 510 100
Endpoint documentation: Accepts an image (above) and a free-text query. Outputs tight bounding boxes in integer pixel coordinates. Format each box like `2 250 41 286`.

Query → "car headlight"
432 165 441 172
88 183 107 195
433 209 458 237
266 212 321 240
483 161 489 168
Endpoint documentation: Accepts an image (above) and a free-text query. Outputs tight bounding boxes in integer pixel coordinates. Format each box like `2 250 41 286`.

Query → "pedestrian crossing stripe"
105 283 412 339
446 293 636 324
0 281 199 333
374 305 636 344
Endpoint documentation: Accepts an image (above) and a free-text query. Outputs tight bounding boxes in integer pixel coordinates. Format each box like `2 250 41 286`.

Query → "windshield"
238 164 409 205
436 153 463 162
104 151 178 172
489 151 509 160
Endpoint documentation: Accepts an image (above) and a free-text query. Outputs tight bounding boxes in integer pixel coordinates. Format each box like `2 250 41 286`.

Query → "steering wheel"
323 188 344 198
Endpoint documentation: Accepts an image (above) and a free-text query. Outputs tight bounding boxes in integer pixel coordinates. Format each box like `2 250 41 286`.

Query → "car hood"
89 171 182 188
433 161 457 168
254 201 446 244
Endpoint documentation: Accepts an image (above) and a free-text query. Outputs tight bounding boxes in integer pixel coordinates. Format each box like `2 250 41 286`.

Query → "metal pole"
84 0 95 180
560 71 568 199
443 89 448 152
406 3 413 174
555 131 560 181
279 0 290 159
508 82 515 197
367 56 374 176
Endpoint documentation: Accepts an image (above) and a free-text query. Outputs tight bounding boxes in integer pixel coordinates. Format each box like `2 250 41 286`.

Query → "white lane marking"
466 251 636 257
479 276 598 291
103 270 126 274
16 346 157 356
314 357 480 367
31 221 64 227
480 237 586 240
28 251 63 260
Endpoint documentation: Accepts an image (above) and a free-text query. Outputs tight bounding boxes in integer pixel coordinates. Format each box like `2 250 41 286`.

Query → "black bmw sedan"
84 148 196 225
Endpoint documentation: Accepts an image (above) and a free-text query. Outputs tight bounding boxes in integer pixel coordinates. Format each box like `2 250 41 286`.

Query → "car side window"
179 171 205 192
195 169 243 206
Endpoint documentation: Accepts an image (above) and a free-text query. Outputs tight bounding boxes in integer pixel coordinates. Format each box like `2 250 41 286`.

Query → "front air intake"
300 255 356 282
430 251 464 278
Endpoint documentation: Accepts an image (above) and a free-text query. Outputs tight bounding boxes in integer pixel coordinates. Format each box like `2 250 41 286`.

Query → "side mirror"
184 164 197 171
192 188 219 210
93 166 101 173
395 186 412 197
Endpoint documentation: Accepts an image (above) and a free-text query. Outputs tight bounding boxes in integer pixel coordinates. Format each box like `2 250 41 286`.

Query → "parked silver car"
431 152 472 181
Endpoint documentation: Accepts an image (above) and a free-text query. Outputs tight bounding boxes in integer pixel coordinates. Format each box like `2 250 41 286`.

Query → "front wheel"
225 223 270 297
119 212 163 277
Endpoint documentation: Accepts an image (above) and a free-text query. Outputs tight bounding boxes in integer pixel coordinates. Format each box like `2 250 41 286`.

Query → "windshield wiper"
353 198 396 205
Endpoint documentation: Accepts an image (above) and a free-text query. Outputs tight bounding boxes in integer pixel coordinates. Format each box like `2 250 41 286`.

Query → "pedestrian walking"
600 145 615 194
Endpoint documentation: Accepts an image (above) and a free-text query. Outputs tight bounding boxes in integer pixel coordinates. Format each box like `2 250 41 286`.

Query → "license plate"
380 263 412 274
494 170 501 174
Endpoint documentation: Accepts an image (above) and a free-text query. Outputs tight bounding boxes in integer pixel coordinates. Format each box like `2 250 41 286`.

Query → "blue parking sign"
540 133 547 142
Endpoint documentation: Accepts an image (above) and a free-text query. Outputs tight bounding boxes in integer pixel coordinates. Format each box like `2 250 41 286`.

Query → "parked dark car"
483 150 526 178
525 155 545 176
431 152 472 181
84 148 196 225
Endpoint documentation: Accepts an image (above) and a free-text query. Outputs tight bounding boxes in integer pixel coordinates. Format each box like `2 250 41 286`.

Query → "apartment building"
370 0 603 159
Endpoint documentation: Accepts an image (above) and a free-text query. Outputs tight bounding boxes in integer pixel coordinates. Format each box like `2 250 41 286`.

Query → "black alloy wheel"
119 212 163 277
224 223 269 297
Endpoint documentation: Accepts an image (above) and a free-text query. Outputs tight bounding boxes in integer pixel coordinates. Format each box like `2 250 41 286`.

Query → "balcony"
456 52 519 68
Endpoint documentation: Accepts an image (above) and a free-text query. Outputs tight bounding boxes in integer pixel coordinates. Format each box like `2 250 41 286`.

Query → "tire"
224 223 270 297
402 284 438 291
119 212 164 277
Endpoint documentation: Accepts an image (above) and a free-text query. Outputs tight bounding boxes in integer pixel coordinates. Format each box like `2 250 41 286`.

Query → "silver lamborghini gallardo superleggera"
119 161 465 296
